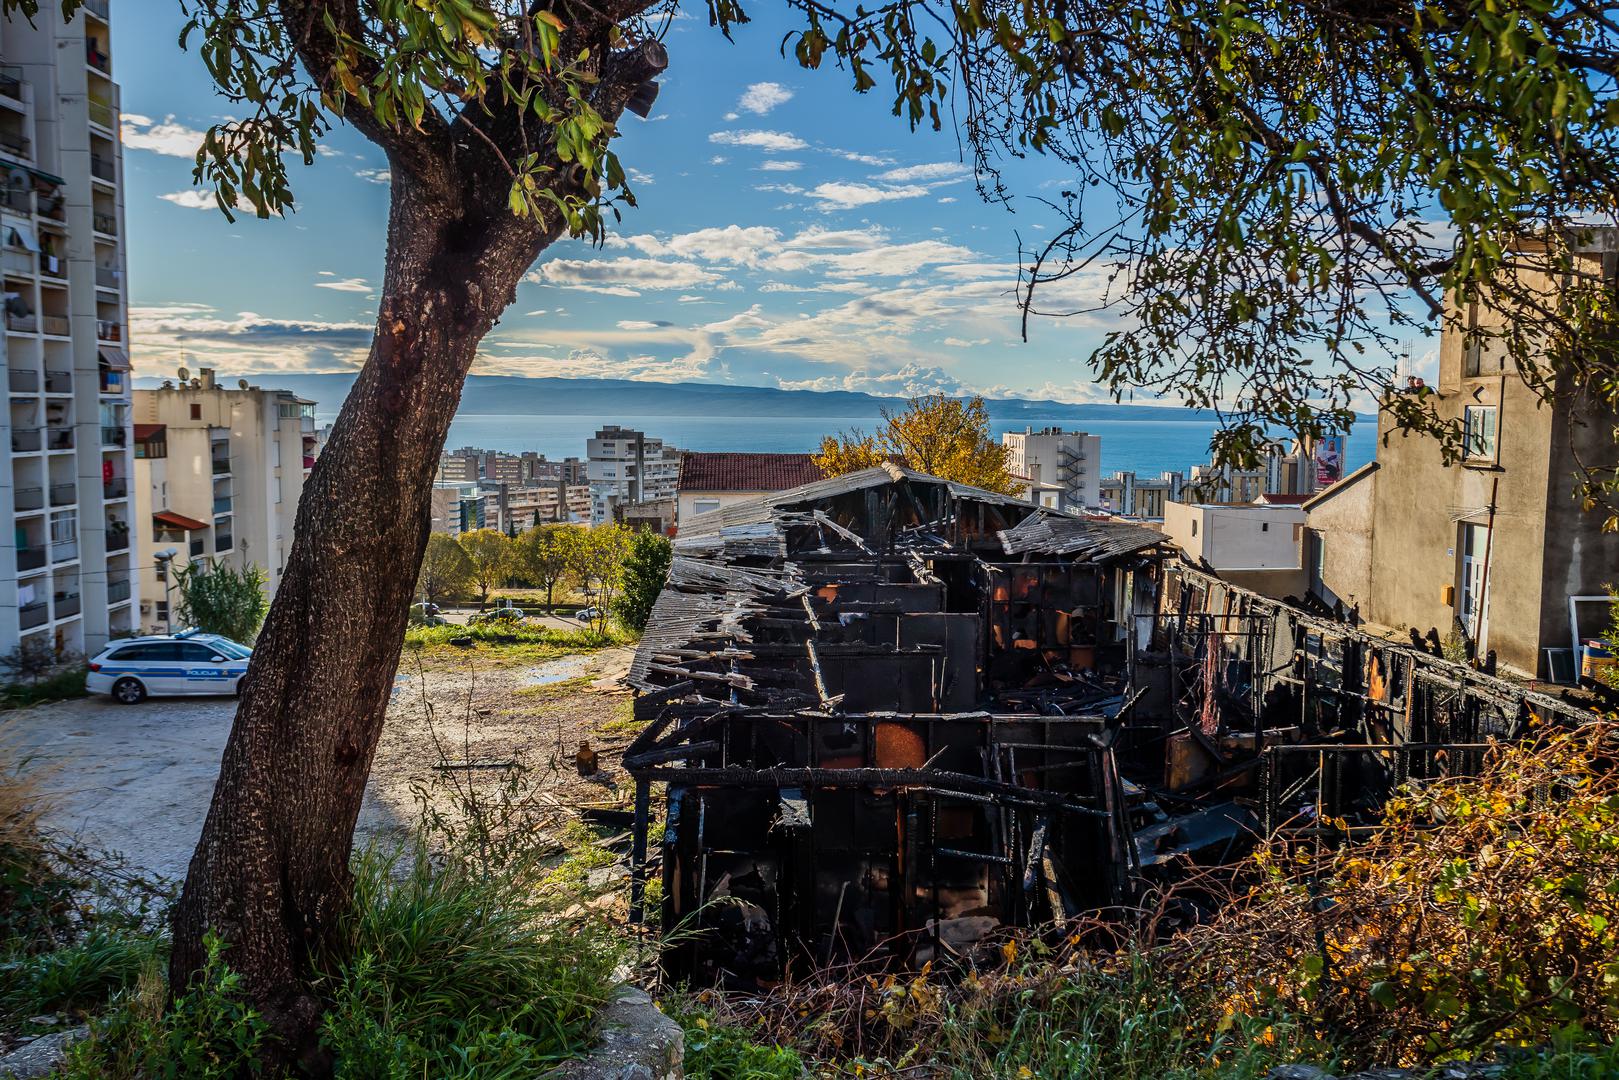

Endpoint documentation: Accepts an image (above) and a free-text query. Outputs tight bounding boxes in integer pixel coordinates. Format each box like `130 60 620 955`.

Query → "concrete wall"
1304 464 1377 614
677 488 766 525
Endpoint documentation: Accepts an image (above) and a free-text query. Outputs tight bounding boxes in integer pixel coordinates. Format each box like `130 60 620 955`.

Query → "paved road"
4 693 410 885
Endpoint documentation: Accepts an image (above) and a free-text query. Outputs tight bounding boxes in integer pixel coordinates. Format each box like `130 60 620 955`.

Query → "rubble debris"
624 465 1594 987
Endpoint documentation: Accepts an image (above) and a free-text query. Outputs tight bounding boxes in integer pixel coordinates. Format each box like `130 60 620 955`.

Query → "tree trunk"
169 179 552 1068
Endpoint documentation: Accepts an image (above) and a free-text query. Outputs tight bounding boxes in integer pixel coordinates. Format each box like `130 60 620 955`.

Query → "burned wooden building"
623 466 1594 986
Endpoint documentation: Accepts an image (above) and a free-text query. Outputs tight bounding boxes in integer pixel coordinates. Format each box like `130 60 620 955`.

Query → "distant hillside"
134 372 1246 424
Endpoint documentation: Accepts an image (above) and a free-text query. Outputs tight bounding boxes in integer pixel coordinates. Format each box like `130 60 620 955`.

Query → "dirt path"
2 643 641 886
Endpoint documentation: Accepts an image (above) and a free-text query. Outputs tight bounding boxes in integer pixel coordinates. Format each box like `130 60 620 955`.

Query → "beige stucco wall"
1304 465 1377 614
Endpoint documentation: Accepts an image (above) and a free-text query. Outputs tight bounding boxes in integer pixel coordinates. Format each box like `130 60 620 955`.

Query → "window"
1190 518 1198 537
154 601 168 622
272 439 281 467
189 403 202 420
274 476 282 504
1464 405 1498 460
693 498 721 516
1261 522 1270 532
109 643 152 661
178 642 219 662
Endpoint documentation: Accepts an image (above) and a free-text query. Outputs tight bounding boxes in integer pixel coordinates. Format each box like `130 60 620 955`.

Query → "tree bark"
168 172 558 1068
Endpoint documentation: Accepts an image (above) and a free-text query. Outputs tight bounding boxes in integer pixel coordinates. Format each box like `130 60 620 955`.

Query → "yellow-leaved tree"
814 395 1021 496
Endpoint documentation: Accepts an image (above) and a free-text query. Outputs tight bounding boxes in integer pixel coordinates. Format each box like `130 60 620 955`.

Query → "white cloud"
708 129 808 153
723 111 740 121
628 168 655 185
758 160 803 172
806 181 931 210
528 256 724 294
355 168 391 184
938 197 958 204
159 189 255 213
942 336 989 348
830 149 894 166
616 319 674 330
737 82 793 115
121 113 205 157
314 277 371 293
876 162 968 183
708 155 729 165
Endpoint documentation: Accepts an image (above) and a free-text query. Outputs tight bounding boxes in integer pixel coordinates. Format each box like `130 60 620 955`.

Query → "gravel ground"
2 644 640 887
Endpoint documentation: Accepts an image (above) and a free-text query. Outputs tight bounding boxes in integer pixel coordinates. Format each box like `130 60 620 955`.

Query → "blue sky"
112 5 1136 402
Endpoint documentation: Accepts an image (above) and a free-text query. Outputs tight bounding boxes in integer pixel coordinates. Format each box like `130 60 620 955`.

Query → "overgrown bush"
2 928 163 1020
318 844 620 1076
59 933 270 1079
174 560 270 644
614 530 671 634
1165 721 1619 1062
402 621 625 650
1 664 88 709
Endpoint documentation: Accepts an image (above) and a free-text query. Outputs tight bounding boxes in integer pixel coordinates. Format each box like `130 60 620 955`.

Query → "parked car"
470 606 527 627
410 602 447 626
87 634 252 704
574 607 601 622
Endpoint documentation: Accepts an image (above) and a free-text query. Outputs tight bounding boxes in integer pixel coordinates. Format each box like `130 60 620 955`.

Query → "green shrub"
60 932 271 1079
673 1003 803 1080
2 929 163 1020
318 844 620 1076
402 622 625 651
1 664 88 709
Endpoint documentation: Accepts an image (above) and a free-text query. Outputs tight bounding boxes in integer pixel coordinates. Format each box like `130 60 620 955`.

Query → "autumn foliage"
814 394 1021 496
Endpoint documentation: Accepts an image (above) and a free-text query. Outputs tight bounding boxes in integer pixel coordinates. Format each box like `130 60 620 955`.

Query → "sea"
431 413 1378 480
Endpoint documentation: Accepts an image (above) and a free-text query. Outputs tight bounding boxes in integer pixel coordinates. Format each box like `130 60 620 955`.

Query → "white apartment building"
132 370 319 633
586 425 677 525
0 1 134 660
1001 427 1102 511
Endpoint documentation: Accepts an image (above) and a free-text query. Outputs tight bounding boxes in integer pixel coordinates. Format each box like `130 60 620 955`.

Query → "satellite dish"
177 365 190 381
190 378 201 389
237 378 249 390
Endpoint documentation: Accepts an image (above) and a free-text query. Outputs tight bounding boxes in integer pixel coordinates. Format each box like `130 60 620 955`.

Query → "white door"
1459 523 1490 642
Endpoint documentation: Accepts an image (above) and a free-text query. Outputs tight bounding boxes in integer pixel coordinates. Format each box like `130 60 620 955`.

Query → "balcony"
97 320 120 342
90 153 114 182
103 476 126 499
98 371 124 395
11 427 40 452
16 545 44 571
0 131 30 159
37 193 63 222
18 601 47 630
212 496 232 515
82 0 108 17
3 247 35 276
50 539 77 563
104 532 127 553
86 47 110 76
214 532 233 554
9 368 38 393
303 455 317 469
95 266 120 290
0 65 20 101
100 425 126 448
0 185 28 213
49 481 75 506
54 593 79 618
40 315 68 338
14 486 41 511
5 312 35 333
44 369 72 394
45 427 72 451
211 456 230 476
107 577 130 604
92 212 117 236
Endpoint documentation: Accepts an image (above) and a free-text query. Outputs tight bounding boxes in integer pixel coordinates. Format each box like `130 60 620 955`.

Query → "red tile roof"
1257 492 1313 505
678 452 825 493
133 424 165 440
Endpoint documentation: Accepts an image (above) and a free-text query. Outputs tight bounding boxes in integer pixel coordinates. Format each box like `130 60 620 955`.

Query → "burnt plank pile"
623 465 1597 987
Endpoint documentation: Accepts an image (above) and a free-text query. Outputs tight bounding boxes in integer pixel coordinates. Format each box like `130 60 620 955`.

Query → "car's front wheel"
111 677 146 705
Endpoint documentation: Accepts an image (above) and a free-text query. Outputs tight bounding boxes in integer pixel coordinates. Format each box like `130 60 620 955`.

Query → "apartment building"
586 425 677 524
1001 427 1101 511
1099 470 1186 520
0 1 133 660
132 370 319 633
429 481 483 536
1305 231 1619 678
439 446 586 486
479 480 591 532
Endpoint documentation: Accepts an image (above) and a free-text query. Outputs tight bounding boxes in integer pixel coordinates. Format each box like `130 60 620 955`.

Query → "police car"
86 630 252 704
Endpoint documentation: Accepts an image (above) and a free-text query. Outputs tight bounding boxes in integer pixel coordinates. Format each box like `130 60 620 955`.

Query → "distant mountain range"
135 372 1260 424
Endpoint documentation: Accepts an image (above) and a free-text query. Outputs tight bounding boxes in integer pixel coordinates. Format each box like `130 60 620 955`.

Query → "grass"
1 665 88 710
319 843 621 1077
403 622 629 652
2 928 164 1020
